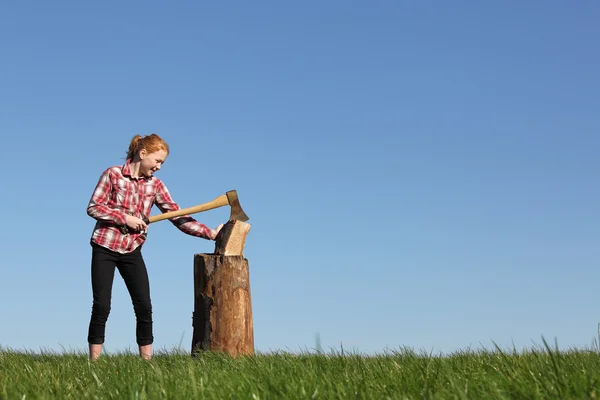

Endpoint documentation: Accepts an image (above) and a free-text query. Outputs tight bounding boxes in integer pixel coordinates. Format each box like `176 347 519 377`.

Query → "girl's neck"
128 159 142 178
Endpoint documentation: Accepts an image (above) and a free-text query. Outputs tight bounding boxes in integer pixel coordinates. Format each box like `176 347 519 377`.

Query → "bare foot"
139 344 152 360
89 343 102 361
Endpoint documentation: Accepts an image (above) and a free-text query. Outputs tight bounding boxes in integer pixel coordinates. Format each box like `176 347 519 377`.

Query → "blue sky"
1 1 599 355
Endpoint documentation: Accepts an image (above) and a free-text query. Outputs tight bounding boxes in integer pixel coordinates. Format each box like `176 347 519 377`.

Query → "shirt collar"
122 159 153 181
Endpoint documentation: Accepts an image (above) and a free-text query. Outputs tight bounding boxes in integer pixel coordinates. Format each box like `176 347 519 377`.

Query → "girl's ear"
139 148 147 159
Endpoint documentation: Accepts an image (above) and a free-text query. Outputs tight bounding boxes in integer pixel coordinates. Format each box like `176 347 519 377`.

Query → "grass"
2 339 600 399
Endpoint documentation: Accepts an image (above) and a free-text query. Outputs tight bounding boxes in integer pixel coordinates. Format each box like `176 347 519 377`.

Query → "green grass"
2 339 600 399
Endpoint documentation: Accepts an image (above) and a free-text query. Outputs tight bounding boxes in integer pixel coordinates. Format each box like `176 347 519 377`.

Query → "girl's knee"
133 300 152 317
92 302 111 319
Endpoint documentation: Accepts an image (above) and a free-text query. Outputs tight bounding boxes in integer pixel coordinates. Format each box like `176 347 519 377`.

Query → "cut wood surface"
214 220 251 256
192 254 254 357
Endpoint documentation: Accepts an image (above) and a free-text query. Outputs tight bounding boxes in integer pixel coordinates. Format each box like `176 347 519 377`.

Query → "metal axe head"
226 190 249 222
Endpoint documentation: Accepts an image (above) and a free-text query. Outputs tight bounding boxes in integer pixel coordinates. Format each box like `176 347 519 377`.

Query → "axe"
146 190 249 224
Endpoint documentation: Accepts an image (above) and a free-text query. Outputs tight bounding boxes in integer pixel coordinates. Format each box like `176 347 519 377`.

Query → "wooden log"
191 254 254 357
214 220 251 256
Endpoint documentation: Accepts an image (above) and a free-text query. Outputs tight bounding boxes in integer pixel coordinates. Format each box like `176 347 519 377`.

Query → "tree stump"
191 220 254 357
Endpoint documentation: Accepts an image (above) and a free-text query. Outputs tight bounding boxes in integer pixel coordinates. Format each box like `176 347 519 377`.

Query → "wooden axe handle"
148 194 229 223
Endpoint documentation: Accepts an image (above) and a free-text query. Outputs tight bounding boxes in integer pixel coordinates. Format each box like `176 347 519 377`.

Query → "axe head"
226 190 249 222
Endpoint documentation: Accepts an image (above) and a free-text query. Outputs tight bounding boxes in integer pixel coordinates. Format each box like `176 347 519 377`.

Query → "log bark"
191 254 254 357
214 220 251 256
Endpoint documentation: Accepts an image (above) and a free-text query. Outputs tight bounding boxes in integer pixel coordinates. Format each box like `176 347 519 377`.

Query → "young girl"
86 133 222 361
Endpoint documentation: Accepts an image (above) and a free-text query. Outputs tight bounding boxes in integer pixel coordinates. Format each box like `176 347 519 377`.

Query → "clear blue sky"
1 1 599 356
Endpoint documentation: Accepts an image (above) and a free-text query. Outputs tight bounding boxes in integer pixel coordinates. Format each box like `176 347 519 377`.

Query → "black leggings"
87 242 153 346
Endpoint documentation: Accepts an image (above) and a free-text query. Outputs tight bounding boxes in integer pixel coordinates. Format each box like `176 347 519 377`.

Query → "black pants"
87 242 154 346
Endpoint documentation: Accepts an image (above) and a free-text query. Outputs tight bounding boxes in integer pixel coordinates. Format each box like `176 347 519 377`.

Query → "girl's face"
139 149 168 177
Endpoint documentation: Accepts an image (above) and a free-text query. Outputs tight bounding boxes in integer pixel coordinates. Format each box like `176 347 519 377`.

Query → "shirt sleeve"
154 180 216 240
86 168 127 226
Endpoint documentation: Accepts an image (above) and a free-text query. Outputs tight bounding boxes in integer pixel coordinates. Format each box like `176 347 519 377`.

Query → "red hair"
126 134 170 160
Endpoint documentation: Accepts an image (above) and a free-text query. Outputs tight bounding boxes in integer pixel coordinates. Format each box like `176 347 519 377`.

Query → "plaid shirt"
87 159 215 254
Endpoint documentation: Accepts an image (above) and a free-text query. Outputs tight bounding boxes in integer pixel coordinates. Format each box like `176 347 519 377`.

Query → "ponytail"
126 133 170 160
126 135 144 160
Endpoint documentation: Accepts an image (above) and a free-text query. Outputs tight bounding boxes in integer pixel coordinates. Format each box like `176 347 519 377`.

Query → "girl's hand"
212 223 224 240
125 215 148 232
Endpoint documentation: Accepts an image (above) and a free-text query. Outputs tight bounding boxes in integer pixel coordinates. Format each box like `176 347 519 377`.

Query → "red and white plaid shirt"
87 159 215 254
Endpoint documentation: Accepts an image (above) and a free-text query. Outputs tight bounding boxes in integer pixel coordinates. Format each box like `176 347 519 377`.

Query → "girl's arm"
154 180 217 240
86 168 128 226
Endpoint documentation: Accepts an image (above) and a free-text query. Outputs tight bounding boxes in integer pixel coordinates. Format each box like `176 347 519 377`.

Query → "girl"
86 133 222 361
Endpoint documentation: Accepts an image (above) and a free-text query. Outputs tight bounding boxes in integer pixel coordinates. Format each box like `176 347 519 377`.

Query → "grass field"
2 339 600 399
